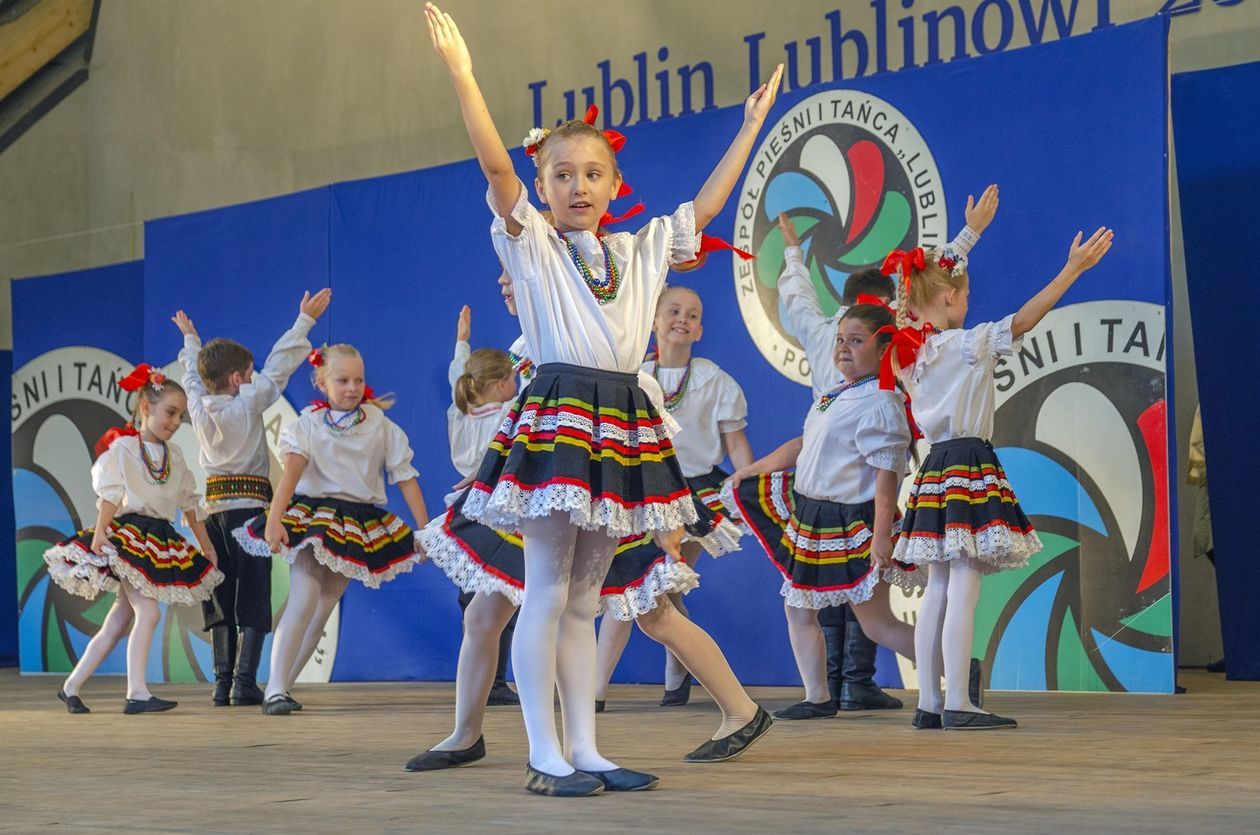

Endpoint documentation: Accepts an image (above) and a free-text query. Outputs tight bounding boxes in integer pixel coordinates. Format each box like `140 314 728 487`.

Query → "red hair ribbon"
881 247 926 308
118 363 165 393
95 423 140 456
307 347 324 367
876 323 935 391
600 202 646 227
854 293 893 313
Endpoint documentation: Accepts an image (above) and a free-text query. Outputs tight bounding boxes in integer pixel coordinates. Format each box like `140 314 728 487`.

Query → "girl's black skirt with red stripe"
234 495 421 589
461 363 698 538
419 489 699 622
894 437 1042 573
43 513 223 605
683 466 743 556
724 471 922 609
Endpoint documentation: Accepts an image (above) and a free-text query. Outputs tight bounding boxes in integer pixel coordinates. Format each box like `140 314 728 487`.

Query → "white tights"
266 547 349 701
62 580 161 701
514 512 619 776
914 559 985 714
432 590 518 751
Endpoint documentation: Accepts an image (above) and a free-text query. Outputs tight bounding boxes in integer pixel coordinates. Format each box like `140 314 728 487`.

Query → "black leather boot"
822 623 845 706
231 627 267 706
210 625 236 706
839 616 903 711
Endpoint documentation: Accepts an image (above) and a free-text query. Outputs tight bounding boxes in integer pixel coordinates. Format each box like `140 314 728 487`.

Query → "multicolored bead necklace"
508 350 535 382
323 406 366 434
653 360 693 411
816 373 878 412
559 232 621 305
140 439 171 484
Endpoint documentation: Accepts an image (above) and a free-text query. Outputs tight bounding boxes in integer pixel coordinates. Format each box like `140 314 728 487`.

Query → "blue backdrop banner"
10 19 1173 691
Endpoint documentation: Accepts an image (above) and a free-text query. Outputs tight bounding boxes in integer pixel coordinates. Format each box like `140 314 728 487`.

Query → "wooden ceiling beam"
0 0 93 103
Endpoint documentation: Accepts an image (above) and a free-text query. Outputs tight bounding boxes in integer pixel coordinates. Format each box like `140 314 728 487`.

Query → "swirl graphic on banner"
733 91 947 385
888 302 1174 692
11 349 333 684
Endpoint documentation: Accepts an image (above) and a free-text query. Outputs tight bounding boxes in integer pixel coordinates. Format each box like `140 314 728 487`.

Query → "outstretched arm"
692 64 784 231
728 435 803 488
426 3 521 232
1011 227 1114 339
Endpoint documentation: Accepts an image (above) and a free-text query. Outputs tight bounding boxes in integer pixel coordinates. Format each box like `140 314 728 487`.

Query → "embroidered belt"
206 474 273 504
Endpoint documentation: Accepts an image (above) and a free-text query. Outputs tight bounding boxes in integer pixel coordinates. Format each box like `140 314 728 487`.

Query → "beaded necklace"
653 360 693 412
816 373 878 412
323 406 366 434
559 232 621 305
140 439 171 484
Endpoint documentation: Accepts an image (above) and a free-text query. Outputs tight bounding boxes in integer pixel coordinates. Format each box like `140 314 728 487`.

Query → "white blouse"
92 436 204 523
446 340 513 479
795 379 912 504
489 179 700 373
642 358 747 478
898 315 1021 444
180 312 316 511
280 403 419 506
778 226 982 398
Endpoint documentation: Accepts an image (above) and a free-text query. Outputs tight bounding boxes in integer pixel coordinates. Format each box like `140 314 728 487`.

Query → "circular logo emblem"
11 348 334 684
887 302 1173 693
733 91 947 386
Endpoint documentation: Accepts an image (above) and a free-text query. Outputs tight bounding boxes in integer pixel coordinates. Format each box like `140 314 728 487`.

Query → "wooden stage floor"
1 669 1256 833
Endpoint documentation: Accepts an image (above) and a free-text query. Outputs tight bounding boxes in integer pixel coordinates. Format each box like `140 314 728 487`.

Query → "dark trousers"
201 508 273 633
458 590 517 687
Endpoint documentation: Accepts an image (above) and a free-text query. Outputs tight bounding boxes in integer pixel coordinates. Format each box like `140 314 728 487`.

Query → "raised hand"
744 64 784 127
964 184 999 234
171 310 198 338
456 304 472 343
777 212 800 248
1066 227 1115 274
300 288 332 320
425 3 472 77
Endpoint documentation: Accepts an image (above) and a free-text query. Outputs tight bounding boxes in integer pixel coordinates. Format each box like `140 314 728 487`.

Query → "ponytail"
455 348 515 414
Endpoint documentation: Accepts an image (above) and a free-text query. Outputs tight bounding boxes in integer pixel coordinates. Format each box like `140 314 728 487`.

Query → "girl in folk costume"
234 344 430 715
595 283 751 710
724 303 925 720
427 2 782 795
886 225 1113 729
410 277 769 775
44 366 223 714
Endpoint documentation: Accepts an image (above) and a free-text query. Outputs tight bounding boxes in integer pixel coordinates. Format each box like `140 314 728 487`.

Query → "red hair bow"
95 423 140 456
880 247 926 280
876 323 934 391
118 363 164 393
854 293 893 313
307 347 324 367
600 202 646 227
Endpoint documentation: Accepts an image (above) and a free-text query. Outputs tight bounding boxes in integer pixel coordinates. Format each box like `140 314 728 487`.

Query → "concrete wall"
2 0 1252 664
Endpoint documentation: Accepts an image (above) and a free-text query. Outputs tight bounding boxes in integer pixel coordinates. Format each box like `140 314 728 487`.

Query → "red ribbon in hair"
307 348 324 367
881 247 926 309
118 363 165 392
600 202 646 227
876 323 936 391
854 293 894 314
95 423 140 456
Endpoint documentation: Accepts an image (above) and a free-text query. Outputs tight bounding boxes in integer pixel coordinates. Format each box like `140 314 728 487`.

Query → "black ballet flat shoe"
942 709 1017 730
262 694 296 716
772 700 838 720
911 709 943 730
659 675 692 707
404 737 486 772
684 706 774 763
123 696 177 714
970 657 984 708
583 767 659 792
1206 658 1226 674
58 689 89 714
486 684 520 706
524 764 604 797
595 699 606 713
